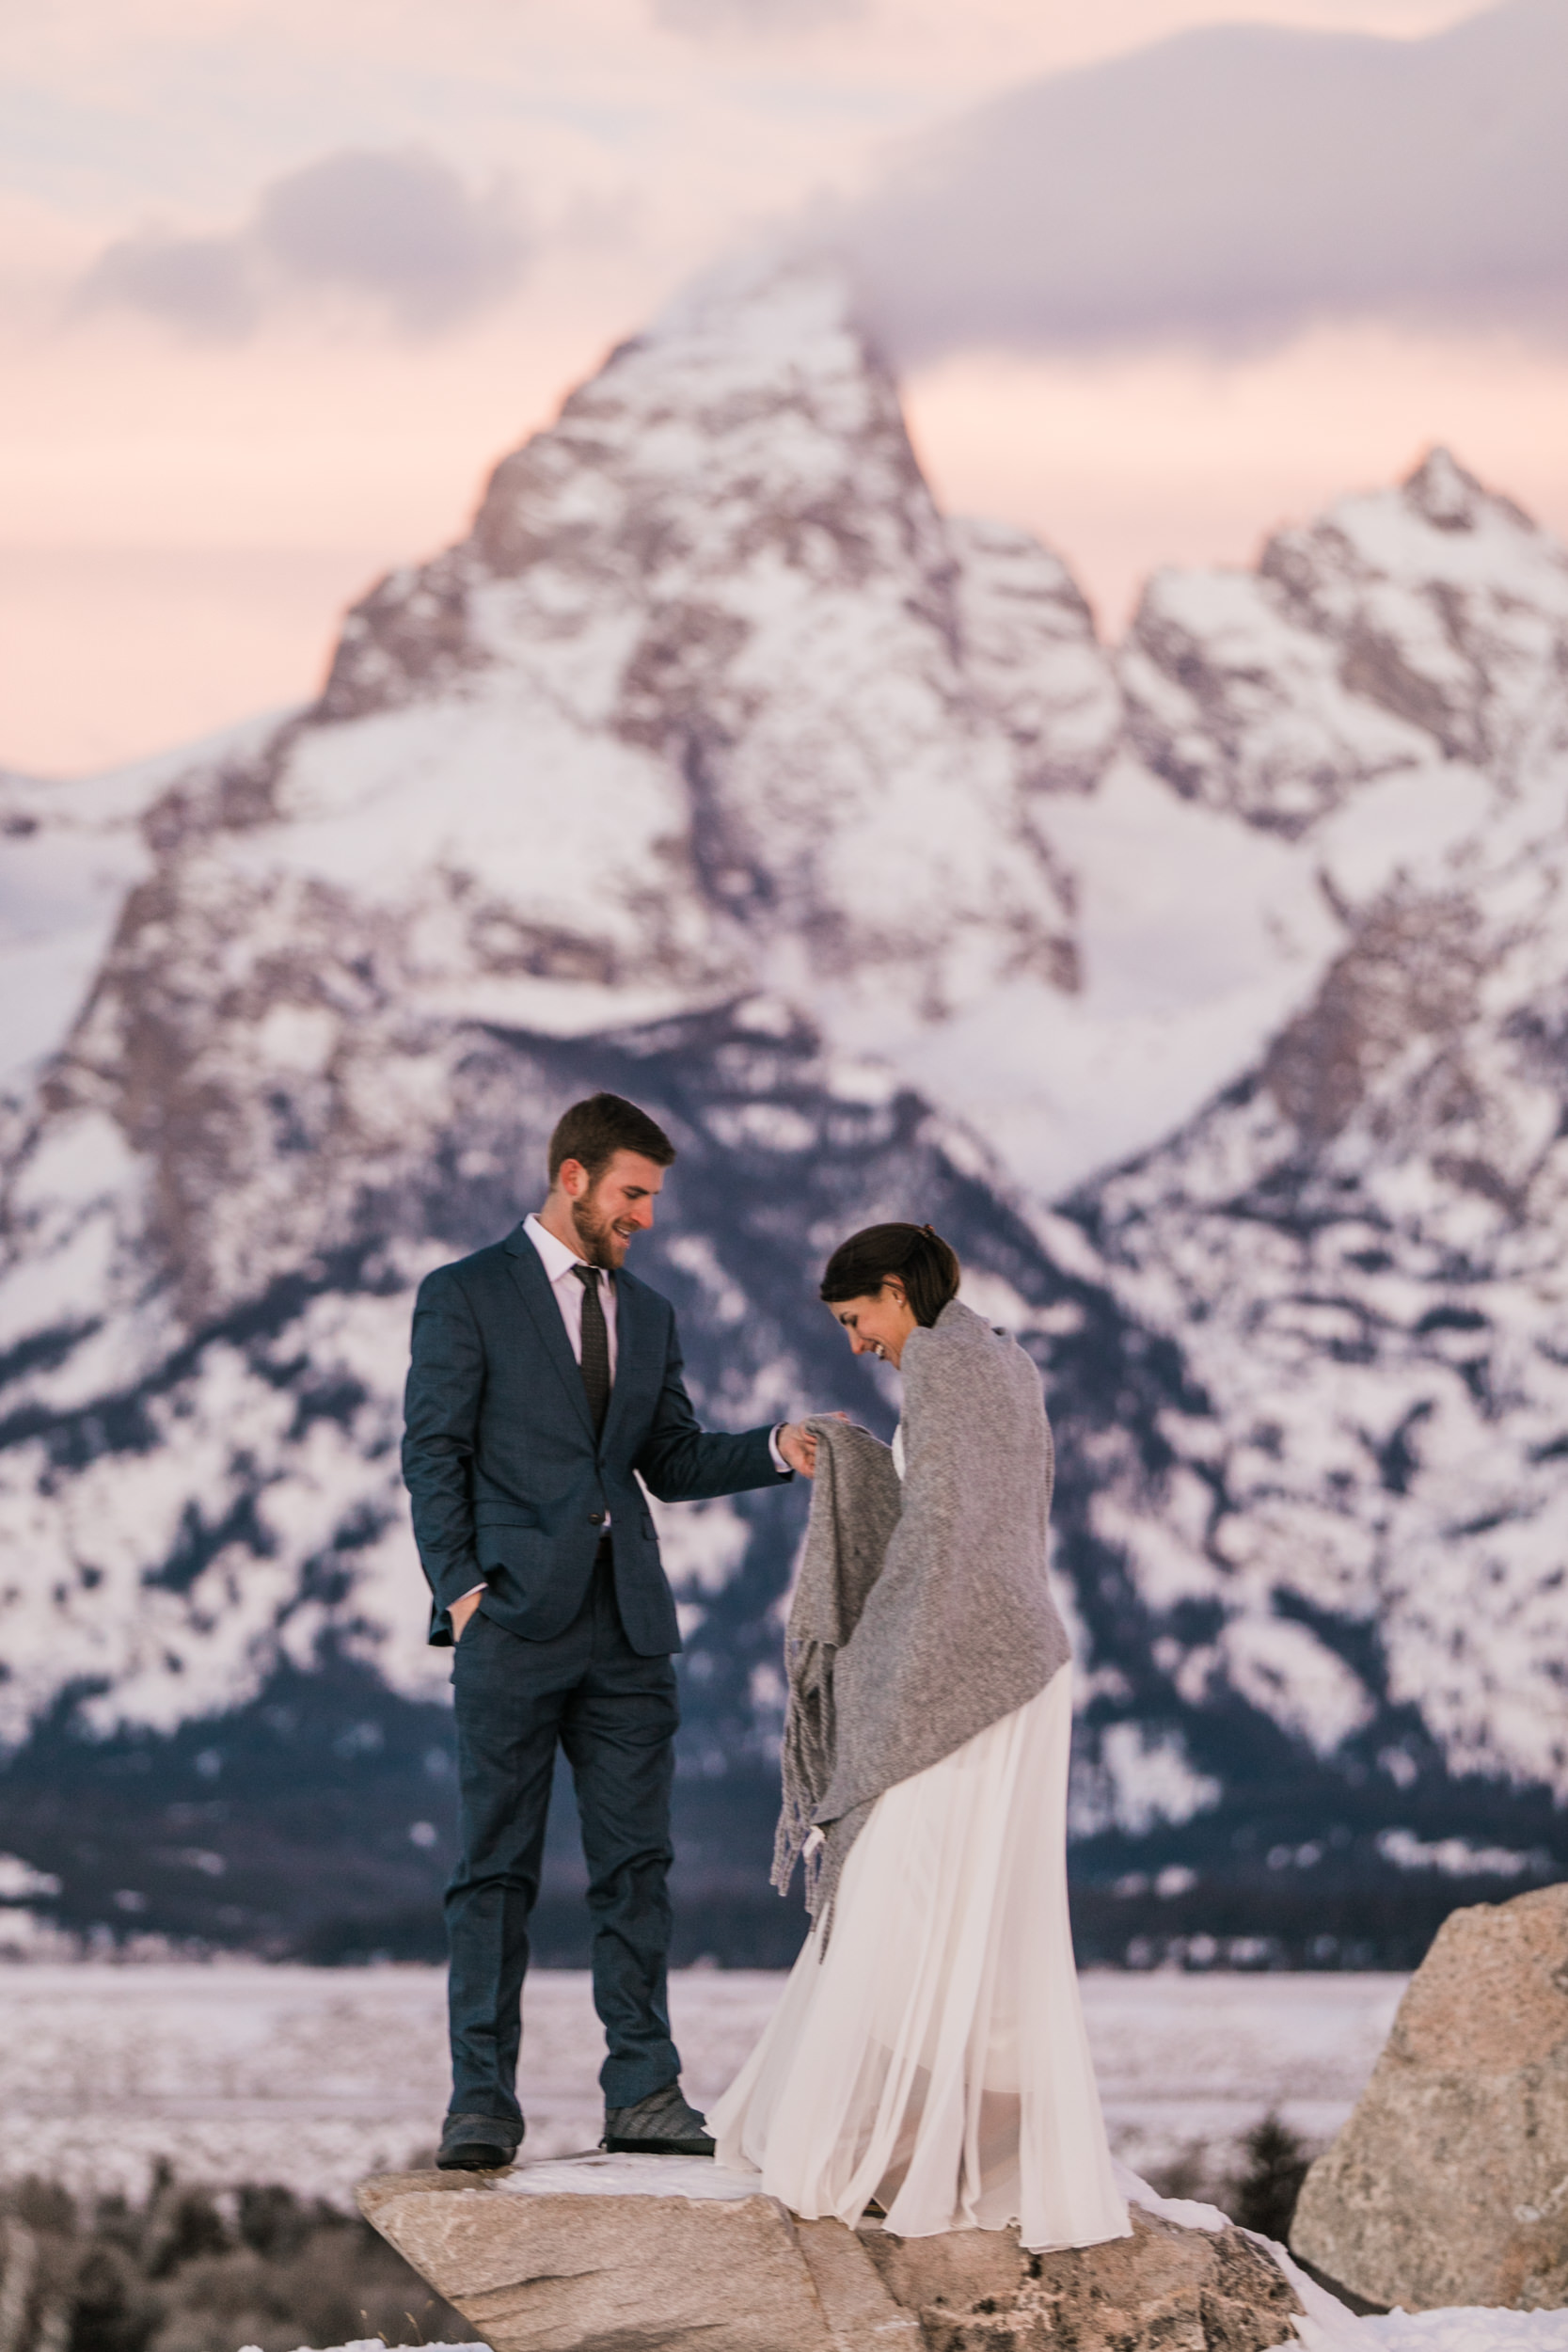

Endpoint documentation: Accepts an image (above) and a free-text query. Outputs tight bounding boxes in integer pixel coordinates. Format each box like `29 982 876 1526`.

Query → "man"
403 1090 815 2171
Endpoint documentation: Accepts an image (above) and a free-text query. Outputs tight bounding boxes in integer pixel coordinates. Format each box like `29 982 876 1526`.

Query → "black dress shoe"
437 2112 521 2171
602 2081 716 2156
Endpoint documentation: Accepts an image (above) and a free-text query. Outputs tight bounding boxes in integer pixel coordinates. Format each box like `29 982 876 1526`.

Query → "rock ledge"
357 2153 1302 2352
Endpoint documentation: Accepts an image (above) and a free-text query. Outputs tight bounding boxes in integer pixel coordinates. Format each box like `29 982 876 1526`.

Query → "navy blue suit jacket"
402 1222 790 1656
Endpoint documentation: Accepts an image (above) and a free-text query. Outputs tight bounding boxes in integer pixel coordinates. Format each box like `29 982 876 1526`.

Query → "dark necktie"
572 1264 611 1438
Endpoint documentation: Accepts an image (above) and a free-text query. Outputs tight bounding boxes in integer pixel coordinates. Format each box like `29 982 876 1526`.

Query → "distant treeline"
0 2169 467 2352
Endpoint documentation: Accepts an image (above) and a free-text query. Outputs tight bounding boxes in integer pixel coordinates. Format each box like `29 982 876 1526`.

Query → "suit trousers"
445 1547 682 2126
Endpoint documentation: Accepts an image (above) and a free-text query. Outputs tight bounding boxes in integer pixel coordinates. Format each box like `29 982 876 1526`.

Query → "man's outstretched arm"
635 1317 814 1500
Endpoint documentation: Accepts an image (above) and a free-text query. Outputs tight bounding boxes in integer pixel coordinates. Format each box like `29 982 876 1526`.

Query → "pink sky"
4 0 1563 777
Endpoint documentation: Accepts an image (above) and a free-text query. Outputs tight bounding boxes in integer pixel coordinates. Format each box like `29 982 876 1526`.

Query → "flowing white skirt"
711 1666 1131 2253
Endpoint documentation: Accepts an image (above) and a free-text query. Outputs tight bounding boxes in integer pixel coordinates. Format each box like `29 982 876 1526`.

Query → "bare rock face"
859 2202 1301 2352
357 2156 1302 2352
1291 1882 1568 2309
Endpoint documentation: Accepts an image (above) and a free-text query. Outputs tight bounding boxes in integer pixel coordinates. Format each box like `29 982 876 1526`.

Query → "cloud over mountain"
79 149 529 342
829 0 1568 361
654 0 863 31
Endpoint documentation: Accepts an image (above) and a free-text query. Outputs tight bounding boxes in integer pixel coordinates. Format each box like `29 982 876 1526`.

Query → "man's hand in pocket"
450 1588 483 1641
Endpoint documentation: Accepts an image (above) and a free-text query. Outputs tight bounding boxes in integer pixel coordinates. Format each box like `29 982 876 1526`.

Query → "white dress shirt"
523 1214 786 1470
454 1213 789 1609
523 1211 619 1378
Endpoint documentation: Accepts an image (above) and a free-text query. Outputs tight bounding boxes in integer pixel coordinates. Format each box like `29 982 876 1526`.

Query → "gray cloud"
84 233 261 341
828 0 1568 362
654 0 863 35
80 149 529 342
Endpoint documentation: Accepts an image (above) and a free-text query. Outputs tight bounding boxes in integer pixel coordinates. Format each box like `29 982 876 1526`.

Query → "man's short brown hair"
547 1093 677 1184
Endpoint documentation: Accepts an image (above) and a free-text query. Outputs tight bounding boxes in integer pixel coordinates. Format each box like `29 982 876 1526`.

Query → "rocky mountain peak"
270 256 1116 1029
320 258 933 728
1121 447 1568 834
1402 446 1528 536
2 255 1120 1382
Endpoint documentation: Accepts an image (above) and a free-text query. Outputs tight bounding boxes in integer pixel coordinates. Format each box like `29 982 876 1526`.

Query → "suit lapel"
598 1270 651 1463
503 1227 595 1440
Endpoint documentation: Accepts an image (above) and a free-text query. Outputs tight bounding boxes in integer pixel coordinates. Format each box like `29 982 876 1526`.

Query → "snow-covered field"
5 1957 1568 2347
0 1960 1402 2203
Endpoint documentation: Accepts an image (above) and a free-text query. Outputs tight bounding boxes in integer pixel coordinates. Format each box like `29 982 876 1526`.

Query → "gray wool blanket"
772 1296 1070 1941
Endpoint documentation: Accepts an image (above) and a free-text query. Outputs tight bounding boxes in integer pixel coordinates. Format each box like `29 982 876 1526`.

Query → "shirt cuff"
768 1423 791 1475
454 1582 486 1605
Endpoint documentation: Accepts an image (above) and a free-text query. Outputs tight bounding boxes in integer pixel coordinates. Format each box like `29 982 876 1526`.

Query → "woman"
711 1223 1129 2254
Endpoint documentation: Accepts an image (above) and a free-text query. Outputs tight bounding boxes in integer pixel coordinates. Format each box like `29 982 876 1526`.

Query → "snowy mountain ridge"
3 256 1567 1961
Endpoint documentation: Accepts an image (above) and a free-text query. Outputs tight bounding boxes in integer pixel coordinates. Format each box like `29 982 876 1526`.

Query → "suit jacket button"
588 1511 604 1525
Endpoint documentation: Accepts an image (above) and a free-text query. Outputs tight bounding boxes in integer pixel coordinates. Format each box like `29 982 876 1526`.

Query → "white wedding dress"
711 1427 1130 2254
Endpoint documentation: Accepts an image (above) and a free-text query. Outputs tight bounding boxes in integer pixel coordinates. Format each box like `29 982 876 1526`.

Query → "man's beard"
571 1187 625 1268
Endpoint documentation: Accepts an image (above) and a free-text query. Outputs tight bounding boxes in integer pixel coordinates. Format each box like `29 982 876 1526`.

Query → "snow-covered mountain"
1061 450 1568 1958
3 259 1567 1965
1063 451 1568 1916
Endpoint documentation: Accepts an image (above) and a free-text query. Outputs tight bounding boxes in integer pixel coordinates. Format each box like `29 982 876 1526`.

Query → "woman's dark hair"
818 1223 960 1328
